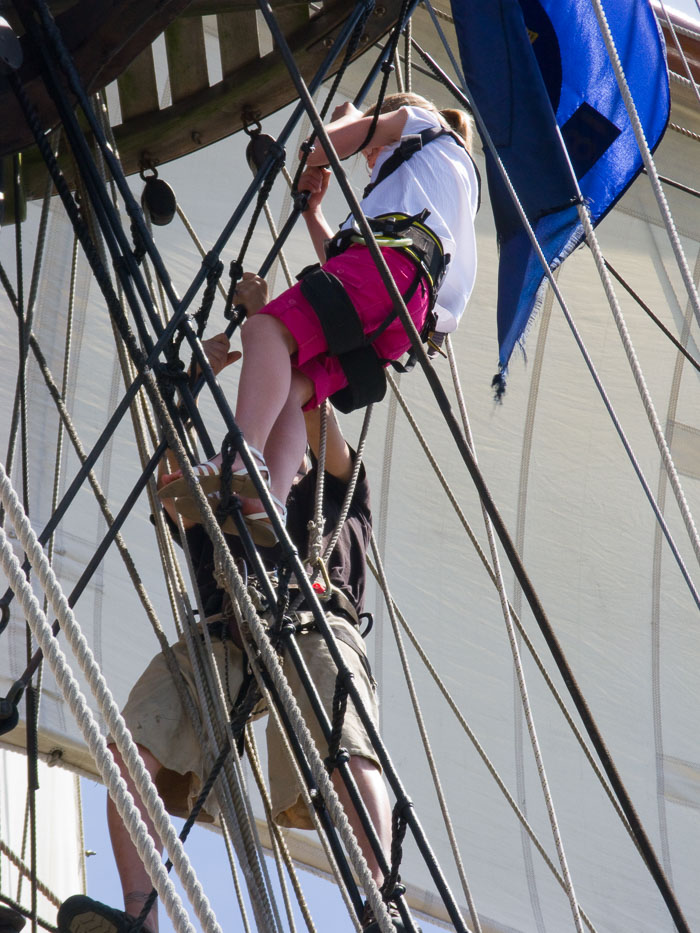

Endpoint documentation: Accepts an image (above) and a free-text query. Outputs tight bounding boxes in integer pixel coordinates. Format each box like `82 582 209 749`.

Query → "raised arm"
303 404 353 484
297 166 334 262
305 103 408 167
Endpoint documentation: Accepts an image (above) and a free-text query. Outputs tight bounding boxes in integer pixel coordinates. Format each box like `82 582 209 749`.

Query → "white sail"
1 4 699 932
0 749 84 924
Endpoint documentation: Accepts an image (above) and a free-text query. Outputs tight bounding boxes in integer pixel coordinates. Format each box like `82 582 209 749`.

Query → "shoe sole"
62 910 123 933
158 470 258 501
57 898 127 933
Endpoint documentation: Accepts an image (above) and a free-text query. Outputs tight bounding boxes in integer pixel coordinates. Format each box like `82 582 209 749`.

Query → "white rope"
365 564 600 933
572 185 700 568
369 535 480 933
244 723 318 933
239 646 363 933
443 357 585 933
458 68 700 605
308 402 328 568
656 0 700 108
589 0 700 334
204 538 395 933
0 464 220 933
176 521 280 933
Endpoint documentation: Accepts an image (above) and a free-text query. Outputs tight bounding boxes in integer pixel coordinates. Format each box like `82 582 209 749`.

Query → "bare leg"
106 743 161 933
233 314 297 455
332 756 393 888
258 369 314 507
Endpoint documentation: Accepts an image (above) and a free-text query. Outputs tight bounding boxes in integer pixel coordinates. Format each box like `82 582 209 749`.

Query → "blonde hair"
364 92 473 152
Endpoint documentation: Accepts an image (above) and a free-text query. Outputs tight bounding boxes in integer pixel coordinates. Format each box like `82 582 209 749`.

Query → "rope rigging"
0 2 699 933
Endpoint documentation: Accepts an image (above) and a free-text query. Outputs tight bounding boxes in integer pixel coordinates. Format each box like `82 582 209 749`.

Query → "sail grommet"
139 162 177 226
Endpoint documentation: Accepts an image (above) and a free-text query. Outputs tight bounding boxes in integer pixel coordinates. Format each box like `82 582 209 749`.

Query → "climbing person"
159 91 479 548
57 335 408 933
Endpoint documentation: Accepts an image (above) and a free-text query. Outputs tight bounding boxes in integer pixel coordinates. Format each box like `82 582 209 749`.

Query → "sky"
70 0 699 930
668 0 700 15
81 777 445 933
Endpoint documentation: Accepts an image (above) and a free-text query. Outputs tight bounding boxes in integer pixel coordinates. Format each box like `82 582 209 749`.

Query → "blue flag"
450 0 669 393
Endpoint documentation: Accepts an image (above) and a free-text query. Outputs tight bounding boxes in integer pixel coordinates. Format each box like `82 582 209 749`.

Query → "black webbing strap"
298 267 388 412
299 267 365 356
363 125 462 198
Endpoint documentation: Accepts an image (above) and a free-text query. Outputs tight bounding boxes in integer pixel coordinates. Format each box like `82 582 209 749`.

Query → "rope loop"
224 260 244 321
192 258 224 339
324 674 349 776
379 802 410 902
130 220 148 264
156 357 188 392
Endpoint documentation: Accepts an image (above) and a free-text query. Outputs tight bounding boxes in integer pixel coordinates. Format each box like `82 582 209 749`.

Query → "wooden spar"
0 0 405 201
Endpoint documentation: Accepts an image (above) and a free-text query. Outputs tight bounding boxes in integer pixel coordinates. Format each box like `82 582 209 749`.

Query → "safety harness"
298 124 480 413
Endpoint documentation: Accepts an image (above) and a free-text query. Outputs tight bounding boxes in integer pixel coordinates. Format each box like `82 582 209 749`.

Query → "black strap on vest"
363 124 482 213
299 267 388 413
298 261 426 414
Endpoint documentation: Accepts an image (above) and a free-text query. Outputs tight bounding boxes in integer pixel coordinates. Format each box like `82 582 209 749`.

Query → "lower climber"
57 339 411 933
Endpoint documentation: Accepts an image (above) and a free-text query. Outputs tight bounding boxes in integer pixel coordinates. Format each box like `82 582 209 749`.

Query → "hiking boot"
57 896 142 933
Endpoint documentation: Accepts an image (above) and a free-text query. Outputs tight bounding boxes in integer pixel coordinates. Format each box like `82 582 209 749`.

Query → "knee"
241 313 296 354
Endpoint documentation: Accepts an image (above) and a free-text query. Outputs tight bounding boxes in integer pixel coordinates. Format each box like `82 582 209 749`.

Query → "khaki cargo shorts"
116 611 379 830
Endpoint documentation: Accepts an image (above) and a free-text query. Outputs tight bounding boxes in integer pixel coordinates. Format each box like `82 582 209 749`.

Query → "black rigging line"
0 0 371 712
225 509 421 933
604 259 700 373
645 168 700 200
1 33 426 931
0 895 56 933
252 5 473 931
0 0 365 618
394 32 694 933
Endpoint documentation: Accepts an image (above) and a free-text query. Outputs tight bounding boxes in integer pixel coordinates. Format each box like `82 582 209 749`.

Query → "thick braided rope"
308 403 328 567
323 404 373 563
177 550 280 933
243 730 301 933
0 465 220 933
239 646 363 933
207 534 395 933
590 0 700 333
244 724 318 933
365 559 599 933
0 528 194 933
583 0 700 565
669 121 700 143
218 821 253 933
444 350 585 932
368 535 481 933
656 0 700 109
176 526 280 933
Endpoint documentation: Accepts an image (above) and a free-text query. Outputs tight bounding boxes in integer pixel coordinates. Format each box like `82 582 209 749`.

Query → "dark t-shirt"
162 457 371 615
285 461 372 613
